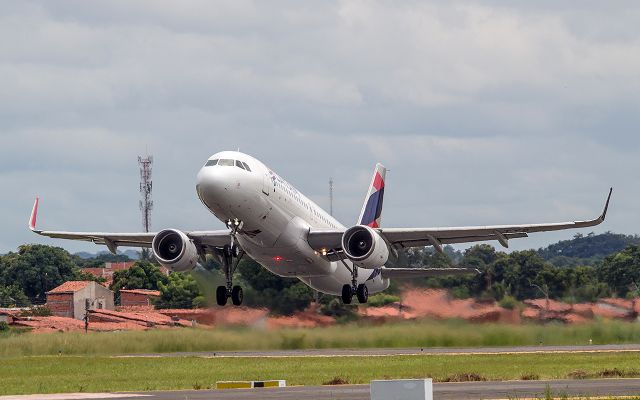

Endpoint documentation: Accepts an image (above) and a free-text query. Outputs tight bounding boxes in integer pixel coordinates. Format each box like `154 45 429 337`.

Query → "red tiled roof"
105 262 136 270
120 289 161 296
46 281 92 294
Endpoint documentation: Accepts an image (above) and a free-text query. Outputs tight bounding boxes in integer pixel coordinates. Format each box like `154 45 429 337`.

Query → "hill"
537 232 640 267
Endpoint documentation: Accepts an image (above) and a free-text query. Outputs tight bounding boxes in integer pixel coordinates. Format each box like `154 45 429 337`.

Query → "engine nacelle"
152 229 199 272
341 225 389 269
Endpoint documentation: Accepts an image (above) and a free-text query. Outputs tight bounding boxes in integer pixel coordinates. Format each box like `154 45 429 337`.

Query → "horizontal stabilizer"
381 267 479 279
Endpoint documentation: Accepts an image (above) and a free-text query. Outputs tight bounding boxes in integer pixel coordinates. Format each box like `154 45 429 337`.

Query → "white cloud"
0 1 639 253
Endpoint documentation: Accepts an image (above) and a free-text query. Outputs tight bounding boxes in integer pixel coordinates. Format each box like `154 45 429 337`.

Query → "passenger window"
218 159 234 166
242 161 251 171
236 160 245 170
205 159 218 166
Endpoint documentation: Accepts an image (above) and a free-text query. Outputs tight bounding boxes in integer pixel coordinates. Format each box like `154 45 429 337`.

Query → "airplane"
29 151 612 306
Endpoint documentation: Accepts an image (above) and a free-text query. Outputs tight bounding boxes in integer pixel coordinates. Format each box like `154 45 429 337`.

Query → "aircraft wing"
308 188 612 254
28 198 230 253
380 267 479 279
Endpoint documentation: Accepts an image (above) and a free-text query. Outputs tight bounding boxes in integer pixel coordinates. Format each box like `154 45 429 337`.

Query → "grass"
2 319 640 357
2 352 640 394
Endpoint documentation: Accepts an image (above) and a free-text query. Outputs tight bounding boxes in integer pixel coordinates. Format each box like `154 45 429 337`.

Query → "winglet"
29 197 40 232
600 187 613 222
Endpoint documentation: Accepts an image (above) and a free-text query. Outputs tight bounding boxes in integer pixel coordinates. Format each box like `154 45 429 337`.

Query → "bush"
499 295 519 310
367 293 400 307
0 321 9 331
21 306 52 317
155 273 204 309
319 298 358 322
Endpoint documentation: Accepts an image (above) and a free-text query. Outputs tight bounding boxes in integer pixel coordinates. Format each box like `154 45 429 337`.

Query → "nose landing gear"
215 219 245 306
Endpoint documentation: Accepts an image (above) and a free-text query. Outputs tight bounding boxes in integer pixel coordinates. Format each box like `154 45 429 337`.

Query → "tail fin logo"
358 164 386 228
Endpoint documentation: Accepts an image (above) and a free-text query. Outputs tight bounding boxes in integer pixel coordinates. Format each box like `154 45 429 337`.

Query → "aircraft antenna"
138 154 154 259
329 177 333 216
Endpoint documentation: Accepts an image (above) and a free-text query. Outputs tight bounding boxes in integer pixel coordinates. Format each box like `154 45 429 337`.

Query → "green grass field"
3 319 640 357
3 321 640 395
1 352 640 395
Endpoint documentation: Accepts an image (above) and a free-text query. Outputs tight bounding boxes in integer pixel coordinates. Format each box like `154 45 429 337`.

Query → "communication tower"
138 155 153 259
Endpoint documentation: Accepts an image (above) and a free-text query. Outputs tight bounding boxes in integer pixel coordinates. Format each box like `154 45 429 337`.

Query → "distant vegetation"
0 245 99 306
2 232 640 311
538 232 640 267
399 232 640 303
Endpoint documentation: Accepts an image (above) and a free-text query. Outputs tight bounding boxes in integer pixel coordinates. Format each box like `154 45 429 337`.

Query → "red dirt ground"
10 289 640 333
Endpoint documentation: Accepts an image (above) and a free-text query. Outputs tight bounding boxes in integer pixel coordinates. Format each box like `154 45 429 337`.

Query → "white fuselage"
195 151 389 295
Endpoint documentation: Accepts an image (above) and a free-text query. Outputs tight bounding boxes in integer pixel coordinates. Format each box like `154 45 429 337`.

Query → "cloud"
1 1 639 253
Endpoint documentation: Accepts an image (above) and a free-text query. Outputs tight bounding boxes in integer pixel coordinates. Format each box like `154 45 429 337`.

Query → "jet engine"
341 225 389 269
152 229 199 272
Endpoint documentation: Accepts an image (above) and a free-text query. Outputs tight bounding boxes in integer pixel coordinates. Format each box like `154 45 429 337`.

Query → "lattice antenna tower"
138 155 154 234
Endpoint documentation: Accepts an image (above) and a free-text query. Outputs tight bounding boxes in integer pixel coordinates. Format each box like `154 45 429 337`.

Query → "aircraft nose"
196 165 229 202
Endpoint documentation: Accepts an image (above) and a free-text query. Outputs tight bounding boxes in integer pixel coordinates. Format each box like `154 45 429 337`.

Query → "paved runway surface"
4 380 640 400
118 343 640 358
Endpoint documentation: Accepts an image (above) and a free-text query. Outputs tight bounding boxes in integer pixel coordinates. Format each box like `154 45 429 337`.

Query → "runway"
118 343 640 358
4 379 640 400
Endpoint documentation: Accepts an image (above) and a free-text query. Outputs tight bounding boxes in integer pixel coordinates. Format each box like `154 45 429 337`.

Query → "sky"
1 1 639 254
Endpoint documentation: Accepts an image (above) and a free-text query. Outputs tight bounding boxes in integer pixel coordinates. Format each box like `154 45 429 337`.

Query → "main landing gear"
339 260 368 305
216 219 245 307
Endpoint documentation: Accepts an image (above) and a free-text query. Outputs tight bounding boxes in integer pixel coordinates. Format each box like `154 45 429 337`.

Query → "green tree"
502 250 548 300
0 245 88 302
0 285 30 307
462 244 499 268
539 232 640 265
238 258 314 315
110 260 169 298
598 245 640 297
155 273 204 309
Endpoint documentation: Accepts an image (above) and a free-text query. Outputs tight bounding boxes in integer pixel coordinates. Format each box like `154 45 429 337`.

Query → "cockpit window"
241 161 251 171
205 159 218 166
218 159 234 166
235 160 245 170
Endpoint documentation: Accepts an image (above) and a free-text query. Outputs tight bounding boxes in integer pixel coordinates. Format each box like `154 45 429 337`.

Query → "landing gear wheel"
341 284 353 304
231 286 243 306
216 286 228 306
356 284 368 304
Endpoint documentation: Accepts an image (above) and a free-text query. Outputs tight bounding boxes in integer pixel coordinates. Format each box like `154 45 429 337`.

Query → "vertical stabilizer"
357 163 386 228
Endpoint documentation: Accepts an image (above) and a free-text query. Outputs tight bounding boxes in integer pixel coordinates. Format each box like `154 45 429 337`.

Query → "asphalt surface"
118 343 640 358
4 379 640 400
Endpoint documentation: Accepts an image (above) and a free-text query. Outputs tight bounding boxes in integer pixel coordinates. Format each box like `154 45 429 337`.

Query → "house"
46 281 114 320
120 289 161 307
81 261 137 286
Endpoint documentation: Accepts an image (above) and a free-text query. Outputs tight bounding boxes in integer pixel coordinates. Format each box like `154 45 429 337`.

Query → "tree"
502 250 549 300
155 273 204 309
0 245 88 302
462 245 499 268
538 232 640 265
598 245 640 297
110 260 169 299
238 258 314 315
0 285 30 307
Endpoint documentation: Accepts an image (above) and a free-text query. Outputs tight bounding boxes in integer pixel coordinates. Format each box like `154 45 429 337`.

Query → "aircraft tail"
357 163 386 228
